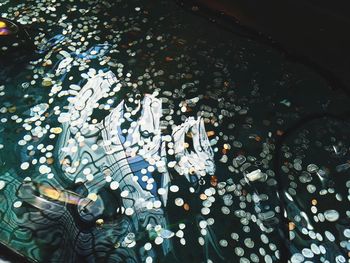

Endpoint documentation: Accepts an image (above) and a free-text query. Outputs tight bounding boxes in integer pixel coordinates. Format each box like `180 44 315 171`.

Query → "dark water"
0 0 349 262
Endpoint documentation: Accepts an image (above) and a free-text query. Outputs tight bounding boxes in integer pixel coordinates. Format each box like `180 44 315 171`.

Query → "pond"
0 0 349 262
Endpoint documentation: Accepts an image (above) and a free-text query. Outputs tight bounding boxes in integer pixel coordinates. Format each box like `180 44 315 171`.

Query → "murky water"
0 0 349 262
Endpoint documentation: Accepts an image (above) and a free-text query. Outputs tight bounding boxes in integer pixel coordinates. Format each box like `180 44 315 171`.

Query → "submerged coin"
324 210 339 222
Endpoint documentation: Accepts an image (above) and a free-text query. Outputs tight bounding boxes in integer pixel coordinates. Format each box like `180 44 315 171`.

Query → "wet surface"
0 0 349 262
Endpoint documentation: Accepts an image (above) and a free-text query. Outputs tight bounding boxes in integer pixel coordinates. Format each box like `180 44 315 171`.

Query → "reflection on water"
0 0 349 262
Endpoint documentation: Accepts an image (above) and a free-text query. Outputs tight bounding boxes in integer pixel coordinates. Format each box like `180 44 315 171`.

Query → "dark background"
187 0 350 93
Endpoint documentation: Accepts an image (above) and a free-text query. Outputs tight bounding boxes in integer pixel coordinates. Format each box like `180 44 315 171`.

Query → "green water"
0 0 349 262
